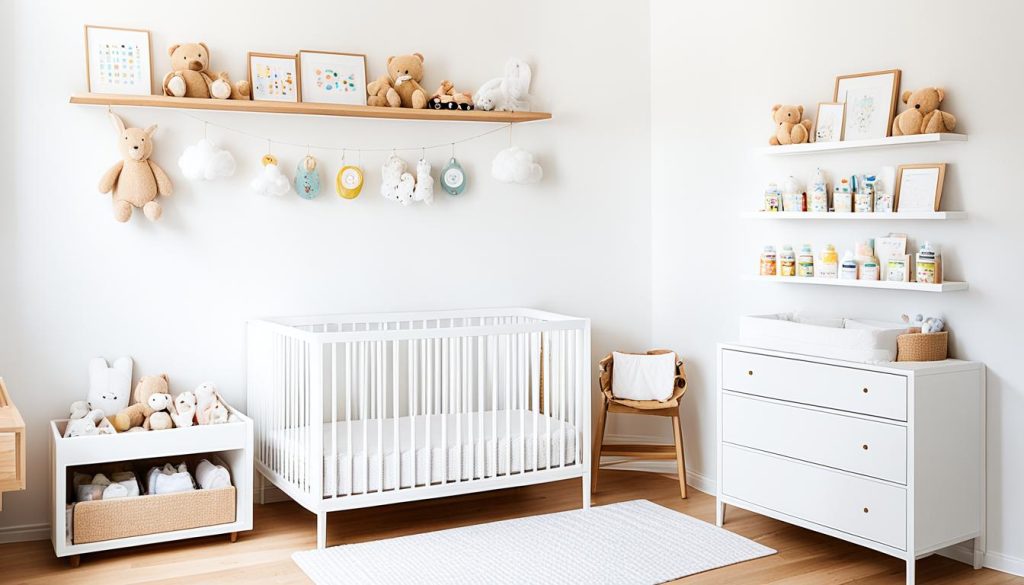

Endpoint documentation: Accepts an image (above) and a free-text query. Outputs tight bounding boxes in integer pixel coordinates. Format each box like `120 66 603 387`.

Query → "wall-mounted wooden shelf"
69 93 552 123
744 275 968 292
759 133 966 156
741 211 967 220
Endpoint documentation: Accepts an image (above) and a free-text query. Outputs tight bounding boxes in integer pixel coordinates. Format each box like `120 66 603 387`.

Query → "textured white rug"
292 499 774 584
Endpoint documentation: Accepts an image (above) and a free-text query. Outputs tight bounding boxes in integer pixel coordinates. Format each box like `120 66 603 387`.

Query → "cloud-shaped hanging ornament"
492 146 542 184
250 154 291 197
178 138 236 181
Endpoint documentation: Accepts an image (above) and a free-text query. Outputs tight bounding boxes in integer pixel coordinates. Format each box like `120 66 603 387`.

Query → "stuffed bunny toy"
144 392 174 430
170 391 197 428
98 112 173 222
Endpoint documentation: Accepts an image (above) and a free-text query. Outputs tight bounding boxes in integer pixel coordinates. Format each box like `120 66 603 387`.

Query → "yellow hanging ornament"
336 164 364 199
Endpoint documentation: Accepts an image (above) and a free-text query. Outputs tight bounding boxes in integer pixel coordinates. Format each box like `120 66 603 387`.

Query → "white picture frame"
834 69 901 140
813 102 845 143
298 50 368 106
895 164 946 212
84 25 153 95
248 52 300 103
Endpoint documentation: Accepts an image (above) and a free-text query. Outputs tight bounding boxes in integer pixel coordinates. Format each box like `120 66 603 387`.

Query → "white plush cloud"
491 146 542 184
250 161 291 197
178 139 236 181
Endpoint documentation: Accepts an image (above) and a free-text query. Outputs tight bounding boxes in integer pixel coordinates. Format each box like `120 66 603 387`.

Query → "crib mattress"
269 410 578 496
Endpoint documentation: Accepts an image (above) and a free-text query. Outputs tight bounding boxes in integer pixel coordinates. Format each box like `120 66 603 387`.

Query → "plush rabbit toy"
98 112 173 222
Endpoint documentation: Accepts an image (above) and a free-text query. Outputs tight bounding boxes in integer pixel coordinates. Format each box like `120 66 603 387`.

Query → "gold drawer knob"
863 507 870 514
747 370 754 376
862 444 869 450
862 387 869 394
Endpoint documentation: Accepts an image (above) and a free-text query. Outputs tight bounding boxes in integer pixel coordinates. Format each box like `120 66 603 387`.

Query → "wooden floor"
0 470 1018 584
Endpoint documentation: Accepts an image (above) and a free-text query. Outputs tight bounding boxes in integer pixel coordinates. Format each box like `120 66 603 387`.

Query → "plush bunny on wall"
475 59 532 112
98 113 173 222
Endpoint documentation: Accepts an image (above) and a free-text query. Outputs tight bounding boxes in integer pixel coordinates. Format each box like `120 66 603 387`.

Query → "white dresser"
716 344 985 585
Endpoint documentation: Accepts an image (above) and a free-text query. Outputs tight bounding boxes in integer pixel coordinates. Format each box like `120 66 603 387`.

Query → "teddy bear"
475 58 532 112
145 393 174 430
162 42 250 100
366 54 428 109
112 374 171 432
428 80 474 111
769 104 813 145
99 113 173 222
892 87 957 136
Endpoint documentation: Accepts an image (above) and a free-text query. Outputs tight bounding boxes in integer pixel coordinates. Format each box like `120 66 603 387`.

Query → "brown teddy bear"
112 374 171 432
770 104 813 145
98 113 172 222
162 42 250 100
892 87 957 136
366 53 428 109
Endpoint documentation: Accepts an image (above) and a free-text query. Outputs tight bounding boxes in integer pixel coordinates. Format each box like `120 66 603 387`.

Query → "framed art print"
298 50 367 106
813 102 845 143
248 52 300 102
84 25 153 95
833 69 901 140
895 163 946 212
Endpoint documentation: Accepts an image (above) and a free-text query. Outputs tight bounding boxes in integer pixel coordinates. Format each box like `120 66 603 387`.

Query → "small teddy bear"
367 54 428 108
892 87 957 136
162 42 250 100
769 104 813 145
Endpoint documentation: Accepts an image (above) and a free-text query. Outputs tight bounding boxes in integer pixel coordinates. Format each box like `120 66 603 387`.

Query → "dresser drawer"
722 393 907 484
722 444 907 550
721 350 907 420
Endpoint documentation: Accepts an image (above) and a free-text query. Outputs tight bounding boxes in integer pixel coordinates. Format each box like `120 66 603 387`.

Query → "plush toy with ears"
892 87 957 136
769 104 813 145
367 53 428 109
162 42 250 100
98 113 173 222
113 374 171 432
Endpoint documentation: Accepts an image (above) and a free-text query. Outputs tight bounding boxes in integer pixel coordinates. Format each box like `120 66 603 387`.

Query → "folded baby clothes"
73 472 140 502
195 459 232 490
147 463 195 495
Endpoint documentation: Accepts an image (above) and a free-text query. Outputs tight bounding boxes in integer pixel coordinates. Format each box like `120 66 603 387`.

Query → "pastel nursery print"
299 51 367 105
98 43 142 87
250 55 299 102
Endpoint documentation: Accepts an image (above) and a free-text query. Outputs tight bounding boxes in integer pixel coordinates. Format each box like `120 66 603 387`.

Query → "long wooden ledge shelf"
70 93 552 123
744 275 968 292
759 132 966 155
741 211 967 220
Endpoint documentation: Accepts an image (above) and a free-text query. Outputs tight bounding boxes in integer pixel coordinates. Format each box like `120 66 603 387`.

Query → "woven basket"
896 329 948 362
72 486 235 544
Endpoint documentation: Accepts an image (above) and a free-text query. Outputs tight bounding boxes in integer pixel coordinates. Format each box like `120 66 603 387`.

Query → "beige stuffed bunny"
98 112 173 222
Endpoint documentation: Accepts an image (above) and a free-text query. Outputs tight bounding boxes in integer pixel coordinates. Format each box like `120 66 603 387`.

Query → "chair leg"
591 400 608 494
671 414 688 499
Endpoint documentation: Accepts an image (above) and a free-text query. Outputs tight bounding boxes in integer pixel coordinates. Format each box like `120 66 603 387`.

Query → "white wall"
652 0 1024 573
0 0 652 534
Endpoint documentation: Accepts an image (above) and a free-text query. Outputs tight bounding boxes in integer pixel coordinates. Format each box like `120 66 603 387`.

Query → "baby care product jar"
840 251 858 279
760 245 778 276
860 261 880 281
916 242 943 283
818 244 839 278
780 245 796 277
797 244 815 277
782 176 806 212
810 169 829 212
764 183 781 212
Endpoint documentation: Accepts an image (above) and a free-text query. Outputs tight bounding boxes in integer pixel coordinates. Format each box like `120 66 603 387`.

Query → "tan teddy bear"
770 104 813 145
162 42 250 100
892 87 957 136
98 113 172 222
112 374 173 432
366 53 428 109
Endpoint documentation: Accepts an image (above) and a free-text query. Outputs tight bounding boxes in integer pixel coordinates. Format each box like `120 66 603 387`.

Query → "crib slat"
392 338 400 492
560 330 567 469
504 331 512 477
490 334 498 478
519 331 526 475
346 342 353 497
360 340 368 494
440 336 448 485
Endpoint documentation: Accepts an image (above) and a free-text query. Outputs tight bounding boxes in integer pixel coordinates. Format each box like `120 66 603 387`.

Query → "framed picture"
895 163 947 212
298 50 367 106
813 102 845 143
84 25 153 95
833 69 901 140
248 52 300 102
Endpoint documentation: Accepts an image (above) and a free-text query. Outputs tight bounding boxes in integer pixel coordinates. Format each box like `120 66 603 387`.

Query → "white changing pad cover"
271 410 577 496
740 312 907 363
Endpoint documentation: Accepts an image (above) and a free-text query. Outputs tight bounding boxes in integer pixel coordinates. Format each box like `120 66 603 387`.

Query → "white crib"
246 308 591 548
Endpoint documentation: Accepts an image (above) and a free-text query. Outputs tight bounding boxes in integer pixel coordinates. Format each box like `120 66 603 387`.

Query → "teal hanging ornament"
441 157 466 196
295 155 321 200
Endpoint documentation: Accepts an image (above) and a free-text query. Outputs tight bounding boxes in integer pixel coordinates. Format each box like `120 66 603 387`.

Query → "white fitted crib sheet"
271 410 578 496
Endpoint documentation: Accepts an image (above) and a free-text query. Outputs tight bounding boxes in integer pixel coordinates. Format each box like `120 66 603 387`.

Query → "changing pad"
740 313 908 363
271 410 577 496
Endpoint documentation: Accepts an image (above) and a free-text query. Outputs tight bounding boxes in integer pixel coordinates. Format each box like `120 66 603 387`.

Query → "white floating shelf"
744 275 968 292
741 211 967 220
759 133 967 155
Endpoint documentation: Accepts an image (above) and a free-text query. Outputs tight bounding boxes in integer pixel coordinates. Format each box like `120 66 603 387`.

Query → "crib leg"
582 474 591 509
316 511 327 549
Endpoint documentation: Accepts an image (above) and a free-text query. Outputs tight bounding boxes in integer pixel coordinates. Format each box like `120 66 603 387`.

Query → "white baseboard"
0 522 49 544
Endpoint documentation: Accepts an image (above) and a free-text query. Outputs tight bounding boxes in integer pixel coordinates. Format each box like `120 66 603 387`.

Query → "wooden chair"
591 350 688 499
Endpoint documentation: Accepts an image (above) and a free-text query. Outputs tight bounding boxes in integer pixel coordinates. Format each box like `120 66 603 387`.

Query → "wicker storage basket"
896 329 948 362
72 486 235 544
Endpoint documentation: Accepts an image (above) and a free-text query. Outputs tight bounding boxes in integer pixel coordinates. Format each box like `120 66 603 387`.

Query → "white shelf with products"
741 211 966 220
759 133 967 156
744 275 968 292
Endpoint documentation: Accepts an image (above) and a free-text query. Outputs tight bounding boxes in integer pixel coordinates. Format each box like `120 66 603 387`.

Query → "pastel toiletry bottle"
855 240 879 280
780 245 796 277
818 244 839 278
764 182 781 212
856 175 875 212
797 244 815 277
916 241 943 283
760 245 778 276
834 177 853 212
840 251 858 279
782 176 806 212
860 260 880 280
810 168 829 213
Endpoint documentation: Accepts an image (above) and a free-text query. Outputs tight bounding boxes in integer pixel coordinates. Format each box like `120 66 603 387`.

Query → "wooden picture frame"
833 69 901 139
297 50 368 106
812 102 845 143
83 25 153 95
247 52 301 103
895 163 947 212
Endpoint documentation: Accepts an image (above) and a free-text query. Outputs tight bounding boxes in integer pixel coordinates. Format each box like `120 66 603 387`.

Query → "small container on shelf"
779 245 796 277
916 242 943 284
797 244 815 277
896 328 949 361
817 244 839 279
759 245 777 276
763 183 781 212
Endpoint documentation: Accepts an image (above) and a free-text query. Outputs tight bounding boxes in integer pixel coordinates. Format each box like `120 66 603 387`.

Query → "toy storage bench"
49 410 253 566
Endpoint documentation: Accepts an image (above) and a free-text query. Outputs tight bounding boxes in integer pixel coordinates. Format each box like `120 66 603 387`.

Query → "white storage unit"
716 344 985 585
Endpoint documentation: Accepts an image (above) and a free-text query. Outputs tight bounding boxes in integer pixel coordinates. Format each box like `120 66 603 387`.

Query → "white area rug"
292 500 774 584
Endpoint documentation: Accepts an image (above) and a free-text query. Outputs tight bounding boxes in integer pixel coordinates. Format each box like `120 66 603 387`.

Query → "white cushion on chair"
611 352 676 402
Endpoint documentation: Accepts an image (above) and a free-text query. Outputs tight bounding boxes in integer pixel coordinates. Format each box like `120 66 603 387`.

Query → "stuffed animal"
475 59 532 112
380 154 416 205
64 408 116 437
413 158 434 204
170 391 197 428
901 313 946 333
428 80 474 110
145 393 174 430
769 104 813 145
892 87 957 136
99 113 173 222
87 357 132 418
112 374 170 432
195 382 230 424
162 42 250 100
366 54 428 109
